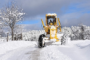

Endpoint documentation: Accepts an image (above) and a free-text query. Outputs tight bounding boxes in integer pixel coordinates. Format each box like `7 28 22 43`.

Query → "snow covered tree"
79 24 85 40
0 11 4 37
0 23 3 37
0 4 25 40
14 25 23 34
62 27 72 37
71 26 81 40
80 24 90 40
0 23 3 31
70 24 90 40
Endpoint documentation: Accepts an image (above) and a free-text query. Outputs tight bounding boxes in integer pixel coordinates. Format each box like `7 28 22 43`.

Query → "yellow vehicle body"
41 13 62 42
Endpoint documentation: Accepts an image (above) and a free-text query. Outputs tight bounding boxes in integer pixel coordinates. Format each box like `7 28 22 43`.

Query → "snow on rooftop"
47 13 57 15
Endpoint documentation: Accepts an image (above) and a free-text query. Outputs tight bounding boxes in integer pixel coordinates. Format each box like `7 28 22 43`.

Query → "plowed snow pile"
39 46 72 60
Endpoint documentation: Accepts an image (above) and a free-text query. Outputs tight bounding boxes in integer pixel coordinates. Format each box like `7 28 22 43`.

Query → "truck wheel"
38 34 45 48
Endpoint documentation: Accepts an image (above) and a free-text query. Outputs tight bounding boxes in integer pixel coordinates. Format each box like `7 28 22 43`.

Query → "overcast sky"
0 0 90 30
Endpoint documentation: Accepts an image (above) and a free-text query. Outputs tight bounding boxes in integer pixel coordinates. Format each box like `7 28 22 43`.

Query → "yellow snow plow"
38 13 64 48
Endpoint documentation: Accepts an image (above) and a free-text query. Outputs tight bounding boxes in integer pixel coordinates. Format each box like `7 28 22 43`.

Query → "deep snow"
39 40 90 60
0 40 90 60
0 41 37 60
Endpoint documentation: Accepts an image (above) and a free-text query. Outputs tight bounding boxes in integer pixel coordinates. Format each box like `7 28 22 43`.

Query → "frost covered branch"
0 4 25 40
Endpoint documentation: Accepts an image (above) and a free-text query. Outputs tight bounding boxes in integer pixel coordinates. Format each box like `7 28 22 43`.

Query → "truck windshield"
47 17 56 25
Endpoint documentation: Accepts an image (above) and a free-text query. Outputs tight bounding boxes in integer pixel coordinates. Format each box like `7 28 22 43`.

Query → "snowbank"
39 40 90 60
39 46 72 60
58 40 90 60
0 41 36 55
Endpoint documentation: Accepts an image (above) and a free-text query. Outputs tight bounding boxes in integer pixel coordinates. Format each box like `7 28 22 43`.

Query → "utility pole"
7 33 8 42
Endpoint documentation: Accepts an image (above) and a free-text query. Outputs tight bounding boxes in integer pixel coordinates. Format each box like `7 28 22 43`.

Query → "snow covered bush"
59 27 72 44
61 27 72 37
70 26 82 40
22 30 45 41
61 27 71 41
61 24 90 40
82 25 90 40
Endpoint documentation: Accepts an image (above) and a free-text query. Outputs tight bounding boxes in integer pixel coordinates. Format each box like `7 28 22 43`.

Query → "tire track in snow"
31 42 53 60
31 48 41 60
0 46 36 60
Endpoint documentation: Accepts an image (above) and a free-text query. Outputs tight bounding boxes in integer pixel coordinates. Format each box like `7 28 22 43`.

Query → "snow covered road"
0 40 90 60
0 41 37 60
39 40 90 60
0 46 36 60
